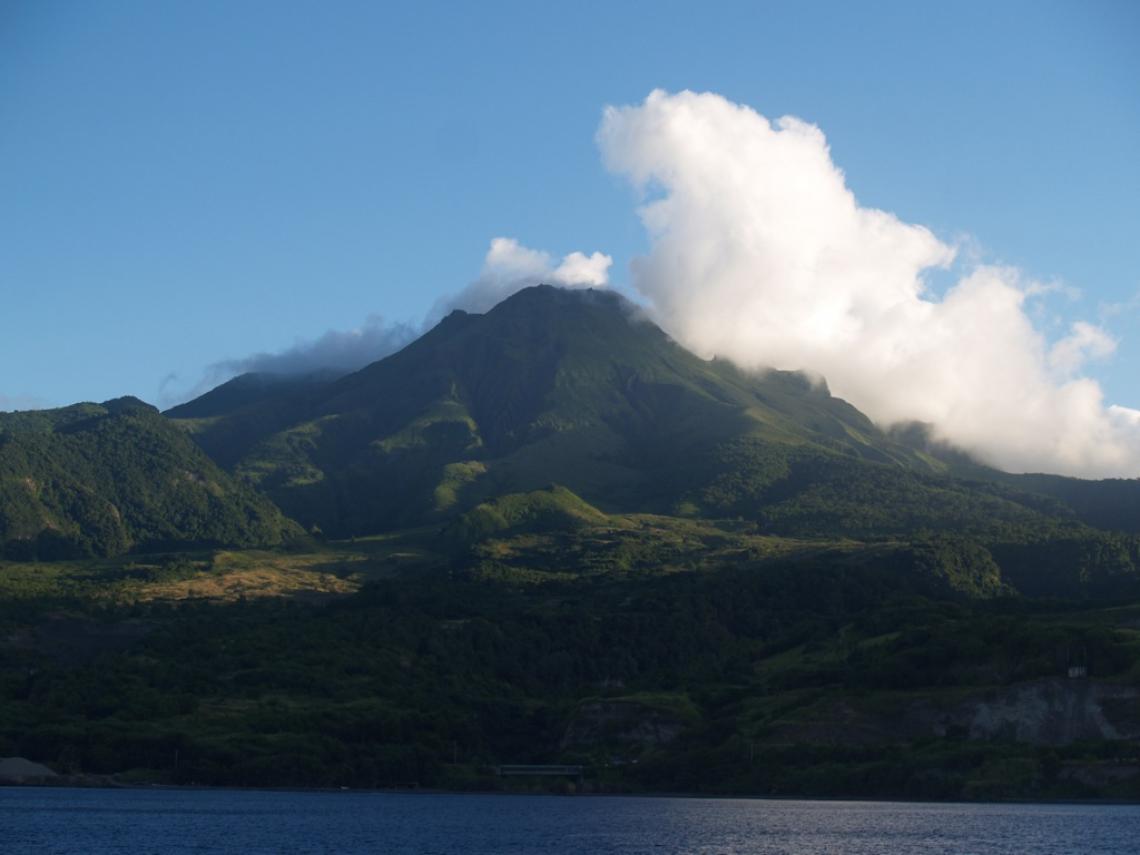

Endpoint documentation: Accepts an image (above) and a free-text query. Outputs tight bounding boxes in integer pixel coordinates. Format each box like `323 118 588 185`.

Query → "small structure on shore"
496 764 584 783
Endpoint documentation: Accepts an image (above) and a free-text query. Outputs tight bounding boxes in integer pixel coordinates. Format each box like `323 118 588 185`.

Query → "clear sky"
2 0 1138 413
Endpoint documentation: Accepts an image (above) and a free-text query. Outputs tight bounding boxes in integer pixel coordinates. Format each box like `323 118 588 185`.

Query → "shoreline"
5 778 1140 807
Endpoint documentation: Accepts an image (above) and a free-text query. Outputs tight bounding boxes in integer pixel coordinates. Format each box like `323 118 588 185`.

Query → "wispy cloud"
209 314 419 379
160 315 419 407
168 237 610 407
1100 288 1140 321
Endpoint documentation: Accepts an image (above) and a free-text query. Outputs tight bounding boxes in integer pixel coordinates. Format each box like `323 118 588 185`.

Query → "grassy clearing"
0 529 450 604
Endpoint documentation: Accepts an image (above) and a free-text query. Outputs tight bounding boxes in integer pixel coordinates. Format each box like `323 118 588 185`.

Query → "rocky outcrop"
770 678 1140 747
937 678 1140 745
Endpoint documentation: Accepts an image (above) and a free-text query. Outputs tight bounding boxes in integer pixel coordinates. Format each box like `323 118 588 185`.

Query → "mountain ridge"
170 285 957 537
5 284 1139 566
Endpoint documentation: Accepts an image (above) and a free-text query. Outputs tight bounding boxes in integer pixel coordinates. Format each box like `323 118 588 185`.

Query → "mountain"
6 285 1128 589
170 286 1135 544
0 397 300 559
164 370 341 469
165 287 956 533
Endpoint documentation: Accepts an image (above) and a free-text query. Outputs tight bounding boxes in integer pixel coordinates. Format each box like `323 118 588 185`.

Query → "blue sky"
2 0 1138 415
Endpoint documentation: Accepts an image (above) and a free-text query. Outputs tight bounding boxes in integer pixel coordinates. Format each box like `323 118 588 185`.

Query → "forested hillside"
0 397 299 559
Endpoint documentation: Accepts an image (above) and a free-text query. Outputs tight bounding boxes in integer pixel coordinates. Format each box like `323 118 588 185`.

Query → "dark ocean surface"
3 787 1139 854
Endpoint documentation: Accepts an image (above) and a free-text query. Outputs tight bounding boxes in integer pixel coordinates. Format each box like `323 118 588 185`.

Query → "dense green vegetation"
165 286 1140 557
2 528 1139 799
167 287 953 538
0 398 299 559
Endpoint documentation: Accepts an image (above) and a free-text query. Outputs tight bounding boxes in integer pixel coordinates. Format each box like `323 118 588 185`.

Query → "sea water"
3 787 1139 854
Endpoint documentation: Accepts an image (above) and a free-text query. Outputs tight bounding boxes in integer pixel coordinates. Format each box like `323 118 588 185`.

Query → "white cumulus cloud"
598 89 1140 477
432 237 612 318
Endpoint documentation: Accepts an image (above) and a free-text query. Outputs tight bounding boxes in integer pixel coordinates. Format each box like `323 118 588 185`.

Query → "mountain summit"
4 283 1130 579
169 285 981 537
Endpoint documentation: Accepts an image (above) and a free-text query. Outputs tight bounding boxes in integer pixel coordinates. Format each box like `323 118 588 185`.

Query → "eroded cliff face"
770 678 1140 747
940 679 1140 745
562 679 1140 762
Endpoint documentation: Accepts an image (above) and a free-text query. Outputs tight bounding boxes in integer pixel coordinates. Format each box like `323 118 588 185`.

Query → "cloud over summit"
598 89 1140 477
431 237 611 319
174 89 1137 478
210 315 419 379
173 237 610 406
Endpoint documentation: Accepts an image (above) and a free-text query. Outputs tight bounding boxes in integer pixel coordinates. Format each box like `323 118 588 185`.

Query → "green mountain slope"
165 371 340 469
174 286 962 536
177 287 1138 547
155 284 1140 598
165 370 344 421
0 397 300 558
889 422 1140 534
